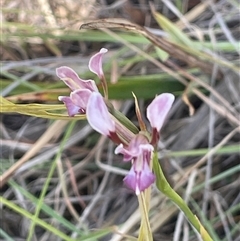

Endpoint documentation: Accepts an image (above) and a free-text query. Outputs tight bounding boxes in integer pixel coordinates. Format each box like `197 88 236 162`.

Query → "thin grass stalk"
26 120 76 240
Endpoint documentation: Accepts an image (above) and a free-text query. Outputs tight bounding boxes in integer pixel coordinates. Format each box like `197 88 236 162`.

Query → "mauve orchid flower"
114 93 175 194
115 134 155 195
57 48 175 195
87 92 175 194
57 49 108 116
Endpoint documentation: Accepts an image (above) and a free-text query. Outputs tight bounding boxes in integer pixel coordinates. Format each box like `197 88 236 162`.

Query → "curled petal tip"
58 96 80 116
88 48 108 78
147 93 175 132
114 144 123 155
56 66 84 79
100 48 108 53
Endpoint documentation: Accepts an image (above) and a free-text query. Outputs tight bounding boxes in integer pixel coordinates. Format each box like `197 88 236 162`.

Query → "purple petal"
86 92 115 136
58 96 80 116
124 153 155 195
56 66 98 92
115 144 133 162
114 134 150 161
70 89 92 112
146 93 175 132
88 48 108 78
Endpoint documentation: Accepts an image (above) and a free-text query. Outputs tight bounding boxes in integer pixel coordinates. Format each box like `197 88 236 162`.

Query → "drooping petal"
88 48 108 78
58 96 80 116
147 93 175 132
70 89 92 112
124 164 155 195
115 144 133 162
56 66 98 92
86 92 115 136
123 145 155 195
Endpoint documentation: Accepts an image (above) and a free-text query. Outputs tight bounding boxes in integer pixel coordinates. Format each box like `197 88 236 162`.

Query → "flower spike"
57 49 176 197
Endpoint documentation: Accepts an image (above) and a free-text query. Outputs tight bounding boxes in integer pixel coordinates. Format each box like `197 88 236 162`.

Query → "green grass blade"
76 227 114 241
167 144 240 157
0 196 76 241
152 7 194 47
0 228 15 241
190 198 220 241
26 120 77 241
193 164 240 193
9 180 82 234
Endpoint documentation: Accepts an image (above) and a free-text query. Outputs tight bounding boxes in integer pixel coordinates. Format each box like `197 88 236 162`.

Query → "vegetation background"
1 0 240 240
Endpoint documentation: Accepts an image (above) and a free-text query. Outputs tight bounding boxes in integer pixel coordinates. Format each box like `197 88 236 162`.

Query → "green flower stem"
153 152 213 241
137 193 153 241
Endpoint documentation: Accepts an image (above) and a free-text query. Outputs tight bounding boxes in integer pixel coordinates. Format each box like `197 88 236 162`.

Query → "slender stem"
137 193 153 241
153 152 213 241
101 74 108 100
137 155 154 241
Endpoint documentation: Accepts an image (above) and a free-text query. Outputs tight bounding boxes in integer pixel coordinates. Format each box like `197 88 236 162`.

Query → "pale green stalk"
137 154 154 241
153 152 213 241
137 192 153 241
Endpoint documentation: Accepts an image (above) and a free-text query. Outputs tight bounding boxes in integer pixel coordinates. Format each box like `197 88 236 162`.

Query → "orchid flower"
57 48 107 116
114 93 175 194
86 91 175 194
55 49 213 241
